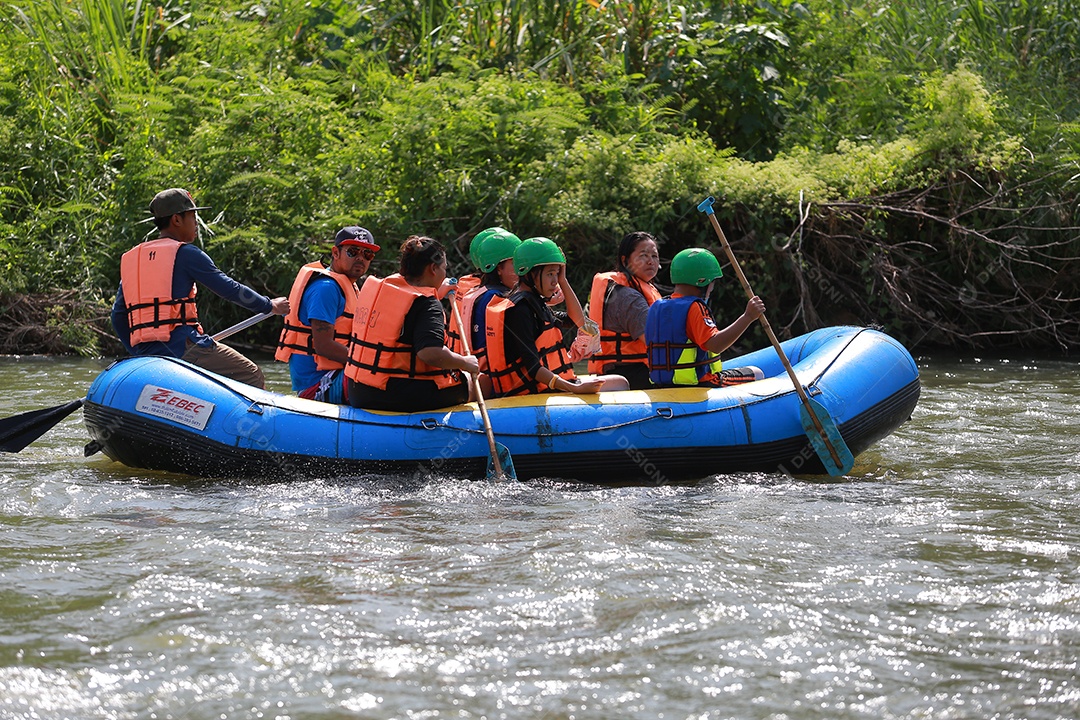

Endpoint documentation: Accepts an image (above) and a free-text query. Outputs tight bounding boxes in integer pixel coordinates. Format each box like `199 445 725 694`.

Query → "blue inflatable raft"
82 326 920 483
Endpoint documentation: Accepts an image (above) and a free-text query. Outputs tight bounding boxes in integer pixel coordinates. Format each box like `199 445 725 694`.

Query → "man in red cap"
274 226 379 402
110 187 289 388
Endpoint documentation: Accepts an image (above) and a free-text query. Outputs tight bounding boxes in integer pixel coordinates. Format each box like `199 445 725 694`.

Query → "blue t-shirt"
288 276 347 391
110 241 273 358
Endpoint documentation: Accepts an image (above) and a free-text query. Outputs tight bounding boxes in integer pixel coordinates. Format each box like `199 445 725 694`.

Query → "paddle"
0 399 84 453
447 283 516 481
697 196 854 476
0 311 275 453
211 311 273 342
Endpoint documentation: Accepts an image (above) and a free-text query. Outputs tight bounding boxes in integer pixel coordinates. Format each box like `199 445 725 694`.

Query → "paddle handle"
211 311 273 342
699 200 844 468
448 290 505 480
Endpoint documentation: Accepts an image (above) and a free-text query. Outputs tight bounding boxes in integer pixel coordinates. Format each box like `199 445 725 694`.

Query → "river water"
0 353 1077 719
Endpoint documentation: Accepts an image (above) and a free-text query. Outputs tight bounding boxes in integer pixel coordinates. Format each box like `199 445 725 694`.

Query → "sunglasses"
344 247 375 260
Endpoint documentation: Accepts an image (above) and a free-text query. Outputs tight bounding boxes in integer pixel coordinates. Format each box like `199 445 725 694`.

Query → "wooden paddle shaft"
448 291 505 479
705 212 844 468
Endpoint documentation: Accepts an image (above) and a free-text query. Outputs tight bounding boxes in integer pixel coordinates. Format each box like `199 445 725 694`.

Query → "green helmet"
670 248 723 287
513 237 566 275
469 227 514 270
477 229 522 273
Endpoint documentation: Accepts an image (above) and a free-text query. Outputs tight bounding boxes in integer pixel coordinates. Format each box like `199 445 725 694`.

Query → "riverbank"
0 284 1075 358
2 281 1077 358
0 291 121 357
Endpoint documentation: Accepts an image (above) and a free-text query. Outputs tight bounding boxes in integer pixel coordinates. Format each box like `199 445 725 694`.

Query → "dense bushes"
1 0 1078 354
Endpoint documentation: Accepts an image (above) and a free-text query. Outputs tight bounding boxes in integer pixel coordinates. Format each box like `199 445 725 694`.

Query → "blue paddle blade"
487 442 517 481
799 396 855 476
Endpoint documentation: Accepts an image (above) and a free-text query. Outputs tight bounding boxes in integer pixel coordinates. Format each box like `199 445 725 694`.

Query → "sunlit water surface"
1 353 1078 719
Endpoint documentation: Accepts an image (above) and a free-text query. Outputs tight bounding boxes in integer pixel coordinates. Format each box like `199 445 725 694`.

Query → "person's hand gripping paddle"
698 196 854 476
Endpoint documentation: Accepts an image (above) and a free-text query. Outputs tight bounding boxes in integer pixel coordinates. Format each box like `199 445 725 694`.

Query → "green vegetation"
1 0 1078 354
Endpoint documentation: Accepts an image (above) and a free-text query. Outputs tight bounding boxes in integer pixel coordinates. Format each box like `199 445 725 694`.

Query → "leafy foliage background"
1 0 1078 354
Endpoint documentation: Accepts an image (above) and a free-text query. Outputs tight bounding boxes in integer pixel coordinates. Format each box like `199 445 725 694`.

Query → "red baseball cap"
334 226 380 252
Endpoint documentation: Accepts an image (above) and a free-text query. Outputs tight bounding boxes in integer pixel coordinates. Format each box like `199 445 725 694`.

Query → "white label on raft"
135 385 215 430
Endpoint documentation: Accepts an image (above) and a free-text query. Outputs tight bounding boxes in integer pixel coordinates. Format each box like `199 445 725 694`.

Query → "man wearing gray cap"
110 187 289 388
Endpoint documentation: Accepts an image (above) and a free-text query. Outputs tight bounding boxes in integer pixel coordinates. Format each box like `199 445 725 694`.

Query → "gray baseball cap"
142 188 211 222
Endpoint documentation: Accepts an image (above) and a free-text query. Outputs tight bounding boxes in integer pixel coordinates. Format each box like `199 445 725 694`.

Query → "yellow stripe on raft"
351 387 718 415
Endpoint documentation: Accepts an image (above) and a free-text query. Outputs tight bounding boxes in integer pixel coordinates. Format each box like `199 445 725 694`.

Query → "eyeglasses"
344 247 375 260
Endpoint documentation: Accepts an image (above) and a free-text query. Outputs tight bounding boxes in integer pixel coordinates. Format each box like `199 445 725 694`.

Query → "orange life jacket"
344 274 459 391
120 238 202 345
587 270 663 374
274 262 358 371
485 291 574 397
446 273 482 356
447 283 498 373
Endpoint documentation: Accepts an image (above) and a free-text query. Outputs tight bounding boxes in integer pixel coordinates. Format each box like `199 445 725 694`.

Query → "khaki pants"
182 340 266 389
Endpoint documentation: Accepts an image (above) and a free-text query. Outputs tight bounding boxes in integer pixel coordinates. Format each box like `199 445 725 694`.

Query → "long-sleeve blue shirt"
111 241 273 358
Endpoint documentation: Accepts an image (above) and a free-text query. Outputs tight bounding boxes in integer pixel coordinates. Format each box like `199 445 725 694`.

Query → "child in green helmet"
446 227 522 397
466 228 521 353
644 248 765 387
484 237 630 397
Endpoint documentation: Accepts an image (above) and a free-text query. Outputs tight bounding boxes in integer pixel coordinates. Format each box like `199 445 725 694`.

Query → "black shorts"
347 376 469 412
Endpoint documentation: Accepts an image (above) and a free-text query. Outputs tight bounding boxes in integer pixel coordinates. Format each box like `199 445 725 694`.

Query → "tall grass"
10 0 166 130
868 0 1080 122
1 0 1078 351
363 0 631 79
343 0 802 156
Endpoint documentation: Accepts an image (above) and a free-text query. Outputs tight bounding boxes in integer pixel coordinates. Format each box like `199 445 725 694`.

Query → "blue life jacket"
645 295 722 386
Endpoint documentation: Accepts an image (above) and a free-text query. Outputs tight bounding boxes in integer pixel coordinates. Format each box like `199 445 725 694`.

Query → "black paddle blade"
0 399 84 453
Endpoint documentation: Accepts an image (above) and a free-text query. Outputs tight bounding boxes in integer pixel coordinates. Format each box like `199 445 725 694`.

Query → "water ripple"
1 356 1079 718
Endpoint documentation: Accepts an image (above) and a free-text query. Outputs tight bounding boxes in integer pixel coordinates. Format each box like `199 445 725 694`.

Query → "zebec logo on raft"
134 385 216 431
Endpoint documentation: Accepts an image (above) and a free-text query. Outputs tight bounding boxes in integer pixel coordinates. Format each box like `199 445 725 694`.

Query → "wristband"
548 374 558 390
